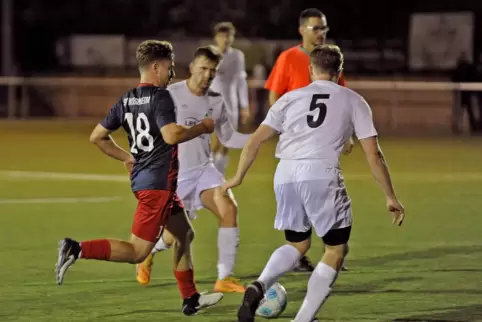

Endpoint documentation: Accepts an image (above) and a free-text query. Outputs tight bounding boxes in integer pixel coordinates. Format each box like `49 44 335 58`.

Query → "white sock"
294 262 338 322
258 245 301 291
152 235 172 254
213 153 229 174
217 227 239 280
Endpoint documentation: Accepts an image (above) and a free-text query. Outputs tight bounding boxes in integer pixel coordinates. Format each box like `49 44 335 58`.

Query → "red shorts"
132 190 183 243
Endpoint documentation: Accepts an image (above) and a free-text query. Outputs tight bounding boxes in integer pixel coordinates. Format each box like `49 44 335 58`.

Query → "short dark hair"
213 21 236 36
193 45 223 65
310 44 344 75
136 40 174 69
299 8 324 25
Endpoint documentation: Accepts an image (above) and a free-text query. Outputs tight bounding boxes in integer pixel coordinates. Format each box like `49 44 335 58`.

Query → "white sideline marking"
0 170 128 182
19 275 216 287
1 170 482 183
0 196 122 204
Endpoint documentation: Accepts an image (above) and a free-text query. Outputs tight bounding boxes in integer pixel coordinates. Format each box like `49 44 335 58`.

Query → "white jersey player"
210 22 250 174
135 46 250 294
222 44 405 322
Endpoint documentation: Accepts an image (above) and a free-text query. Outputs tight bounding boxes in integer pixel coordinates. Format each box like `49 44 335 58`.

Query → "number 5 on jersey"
307 94 329 128
125 112 154 153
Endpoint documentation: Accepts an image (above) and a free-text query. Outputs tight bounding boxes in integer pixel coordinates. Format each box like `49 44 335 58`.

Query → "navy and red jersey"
101 84 179 192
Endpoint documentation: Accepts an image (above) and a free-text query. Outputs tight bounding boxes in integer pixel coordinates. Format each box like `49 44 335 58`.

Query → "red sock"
80 239 111 261
174 269 197 299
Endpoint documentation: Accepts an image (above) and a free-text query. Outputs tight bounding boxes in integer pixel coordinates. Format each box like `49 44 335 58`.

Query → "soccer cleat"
55 238 81 285
182 291 224 316
214 276 246 293
293 256 315 272
237 281 265 322
136 253 154 285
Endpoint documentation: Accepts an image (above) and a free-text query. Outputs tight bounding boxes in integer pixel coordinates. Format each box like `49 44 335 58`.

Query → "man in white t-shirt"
135 46 249 293
222 44 405 322
210 22 250 174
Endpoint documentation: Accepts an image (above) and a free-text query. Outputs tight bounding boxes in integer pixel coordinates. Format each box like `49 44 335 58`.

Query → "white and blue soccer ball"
255 282 288 319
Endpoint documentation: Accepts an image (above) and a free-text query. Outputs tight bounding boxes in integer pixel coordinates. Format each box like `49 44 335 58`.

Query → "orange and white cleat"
136 253 154 285
214 276 246 293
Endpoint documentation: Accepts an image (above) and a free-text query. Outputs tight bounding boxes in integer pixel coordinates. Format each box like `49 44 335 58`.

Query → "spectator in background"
475 53 482 133
451 52 479 134
252 56 269 125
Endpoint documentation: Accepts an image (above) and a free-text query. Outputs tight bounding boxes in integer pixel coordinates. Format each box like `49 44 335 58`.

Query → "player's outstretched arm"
215 104 250 149
359 136 405 225
222 124 277 192
161 118 215 145
89 124 133 163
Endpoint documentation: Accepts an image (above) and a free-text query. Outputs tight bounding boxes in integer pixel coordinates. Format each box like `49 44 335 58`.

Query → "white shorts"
273 160 352 238
177 164 225 218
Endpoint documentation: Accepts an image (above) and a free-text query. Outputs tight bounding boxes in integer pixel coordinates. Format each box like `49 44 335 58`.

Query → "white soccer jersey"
262 80 377 166
168 80 250 174
210 47 249 113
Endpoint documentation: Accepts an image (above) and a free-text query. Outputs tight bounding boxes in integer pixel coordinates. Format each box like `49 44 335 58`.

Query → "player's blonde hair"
136 40 174 70
310 44 344 76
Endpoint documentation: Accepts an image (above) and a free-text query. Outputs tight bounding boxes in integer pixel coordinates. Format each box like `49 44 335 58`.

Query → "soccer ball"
255 282 287 319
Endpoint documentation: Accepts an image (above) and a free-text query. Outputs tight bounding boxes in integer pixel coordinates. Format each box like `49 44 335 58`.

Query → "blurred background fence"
2 0 482 135
1 76 480 135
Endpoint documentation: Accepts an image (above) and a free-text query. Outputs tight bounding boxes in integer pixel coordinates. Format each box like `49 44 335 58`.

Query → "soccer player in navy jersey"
55 40 223 315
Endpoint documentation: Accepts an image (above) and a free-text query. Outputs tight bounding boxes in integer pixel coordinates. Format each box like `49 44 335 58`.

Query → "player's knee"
323 244 347 269
128 235 155 263
214 188 238 227
323 228 350 270
186 227 195 244
344 243 350 256
285 229 312 255
326 244 346 257
173 226 195 246
219 209 237 226
131 248 151 264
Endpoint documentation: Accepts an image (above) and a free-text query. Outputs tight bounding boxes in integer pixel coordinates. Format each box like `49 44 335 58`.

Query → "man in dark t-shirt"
55 40 223 315
102 84 181 193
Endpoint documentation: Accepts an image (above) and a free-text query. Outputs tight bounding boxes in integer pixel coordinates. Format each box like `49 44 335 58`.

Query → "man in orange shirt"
266 8 346 103
265 8 352 272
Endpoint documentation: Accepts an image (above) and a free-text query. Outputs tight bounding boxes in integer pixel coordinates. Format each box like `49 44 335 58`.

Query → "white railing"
1 75 481 89
0 76 479 134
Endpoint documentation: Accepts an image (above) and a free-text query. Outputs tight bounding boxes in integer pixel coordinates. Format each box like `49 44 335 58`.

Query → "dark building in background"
3 0 482 76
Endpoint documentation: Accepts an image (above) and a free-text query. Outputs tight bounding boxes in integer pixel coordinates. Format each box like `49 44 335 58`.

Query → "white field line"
1 170 482 183
0 196 122 204
0 170 128 182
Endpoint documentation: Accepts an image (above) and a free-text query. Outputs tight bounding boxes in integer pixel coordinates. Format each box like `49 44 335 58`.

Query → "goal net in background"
0 77 480 135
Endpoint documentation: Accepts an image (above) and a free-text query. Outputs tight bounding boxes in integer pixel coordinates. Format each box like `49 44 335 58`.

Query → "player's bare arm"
89 124 133 163
359 136 405 225
239 107 250 125
342 136 355 155
161 118 214 145
214 104 251 149
222 124 277 192
237 52 251 124
269 91 281 106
